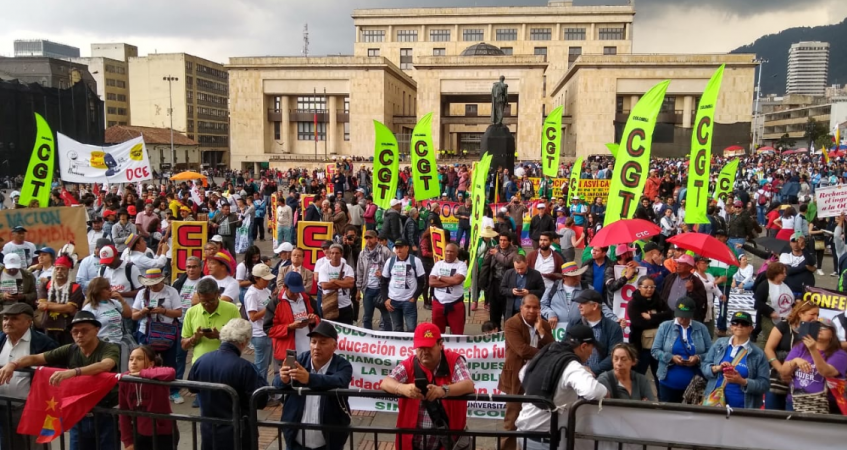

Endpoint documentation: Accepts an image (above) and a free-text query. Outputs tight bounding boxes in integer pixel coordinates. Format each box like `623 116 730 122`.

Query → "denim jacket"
700 337 770 409
651 319 712 381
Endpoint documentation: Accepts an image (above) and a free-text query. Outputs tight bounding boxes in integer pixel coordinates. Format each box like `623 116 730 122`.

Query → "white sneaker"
170 393 185 405
816 270 825 276
832 272 839 277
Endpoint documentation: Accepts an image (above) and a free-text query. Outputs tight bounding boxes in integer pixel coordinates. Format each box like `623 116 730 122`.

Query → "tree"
804 118 828 148
775 133 795 150
815 134 835 152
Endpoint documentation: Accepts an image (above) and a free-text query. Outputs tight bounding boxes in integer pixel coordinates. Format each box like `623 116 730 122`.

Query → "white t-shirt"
314 256 347 277
177 277 201 319
82 300 124 343
2 241 37 266
318 261 355 308
767 281 794 318
0 270 22 294
202 275 240 303
103 261 142 294
235 262 249 281
534 251 556 291
132 285 181 334
431 259 468 304
244 285 272 337
87 229 106 255
382 255 426 302
779 252 806 268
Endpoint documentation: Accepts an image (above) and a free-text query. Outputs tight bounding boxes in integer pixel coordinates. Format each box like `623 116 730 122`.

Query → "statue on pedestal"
491 75 509 126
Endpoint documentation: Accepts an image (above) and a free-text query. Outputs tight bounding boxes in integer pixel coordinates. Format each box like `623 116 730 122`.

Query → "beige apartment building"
129 53 229 168
66 43 138 128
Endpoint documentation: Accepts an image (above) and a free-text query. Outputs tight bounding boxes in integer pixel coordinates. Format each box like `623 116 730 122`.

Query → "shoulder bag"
641 328 658 350
702 347 748 407
145 288 178 352
769 332 793 395
321 266 342 320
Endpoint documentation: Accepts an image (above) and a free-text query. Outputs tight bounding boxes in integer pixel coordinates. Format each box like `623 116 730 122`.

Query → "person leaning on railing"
597 343 656 401
119 345 178 450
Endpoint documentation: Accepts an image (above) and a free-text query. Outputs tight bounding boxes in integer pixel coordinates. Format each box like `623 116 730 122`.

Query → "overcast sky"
2 0 845 63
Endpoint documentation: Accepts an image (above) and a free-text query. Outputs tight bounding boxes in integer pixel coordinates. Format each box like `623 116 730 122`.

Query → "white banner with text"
815 184 847 218
58 134 153 183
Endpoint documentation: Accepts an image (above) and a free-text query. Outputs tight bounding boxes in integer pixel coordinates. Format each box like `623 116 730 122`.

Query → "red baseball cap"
99 245 118 265
414 323 442 349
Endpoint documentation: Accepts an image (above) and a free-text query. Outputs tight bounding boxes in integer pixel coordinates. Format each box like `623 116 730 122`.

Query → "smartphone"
200 328 213 333
798 321 822 341
297 316 310 322
414 376 430 396
284 349 297 368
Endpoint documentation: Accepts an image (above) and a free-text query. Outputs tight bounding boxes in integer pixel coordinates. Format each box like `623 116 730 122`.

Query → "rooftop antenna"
302 24 310 57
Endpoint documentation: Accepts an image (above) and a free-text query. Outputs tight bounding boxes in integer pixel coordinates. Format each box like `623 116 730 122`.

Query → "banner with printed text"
605 80 670 226
411 113 441 200
467 154 493 288
541 106 564 178
297 221 333 272
686 65 724 225
613 265 646 340
814 185 847 218
713 158 739 202
330 321 506 418
170 221 207 282
431 226 447 262
269 193 278 247
20 113 55 208
58 134 152 184
565 157 583 208
802 286 847 319
0 207 89 258
525 178 610 203
372 121 399 209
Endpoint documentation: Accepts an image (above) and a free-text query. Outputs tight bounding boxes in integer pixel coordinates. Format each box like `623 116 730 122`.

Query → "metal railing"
1 373 242 450
249 387 560 450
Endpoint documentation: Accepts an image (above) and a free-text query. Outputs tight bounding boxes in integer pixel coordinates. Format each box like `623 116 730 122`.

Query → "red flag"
60 188 79 207
18 367 119 443
826 378 847 415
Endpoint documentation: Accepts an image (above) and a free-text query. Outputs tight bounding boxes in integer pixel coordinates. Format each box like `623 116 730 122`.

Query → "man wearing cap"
318 244 356 324
381 322 475 450
529 203 556 250
516 324 608 444
125 233 169 271
2 226 37 267
112 209 138 252
276 321 353 450
271 242 294 281
542 261 615 329
37 254 84 345
188 318 268 450
652 296 712 403
199 252 240 304
87 216 106 255
727 200 759 250
506 195 528 239
572 289 624 376
638 242 670 293
382 199 404 246
779 232 816 295
209 203 242 257
0 310 121 449
659 254 707 322
99 244 143 300
429 243 468 334
0 254 37 309
30 247 56 284
500 295 553 450
101 209 117 239
244 263 276 380
570 195 588 227
357 229 393 331
381 239 426 332
266 271 320 369
0 303 58 450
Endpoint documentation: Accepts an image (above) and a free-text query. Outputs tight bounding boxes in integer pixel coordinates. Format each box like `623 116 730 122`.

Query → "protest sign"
410 113 440 200
297 221 333 271
325 164 335 195
58 134 152 184
20 113 55 208
815 185 847 218
613 265 646 340
542 106 563 178
713 159 739 202
0 207 89 257
565 157 583 208
685 65 724 225
802 286 847 320
170 221 207 282
269 193 278 247
300 194 316 216
431 226 447 262
331 321 506 418
526 178 610 202
372 121 399 209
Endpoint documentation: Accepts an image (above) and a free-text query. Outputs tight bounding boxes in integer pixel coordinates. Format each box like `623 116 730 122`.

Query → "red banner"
297 221 333 271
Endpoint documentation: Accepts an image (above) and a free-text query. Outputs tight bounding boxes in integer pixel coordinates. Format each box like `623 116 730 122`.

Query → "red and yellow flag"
826 378 847 416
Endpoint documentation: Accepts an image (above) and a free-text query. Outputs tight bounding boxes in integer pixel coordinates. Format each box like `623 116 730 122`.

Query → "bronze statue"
491 75 508 126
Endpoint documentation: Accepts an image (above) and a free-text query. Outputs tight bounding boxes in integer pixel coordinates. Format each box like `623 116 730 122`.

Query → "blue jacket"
540 281 618 325
0 328 58 356
700 337 770 409
639 260 670 292
570 316 624 376
274 352 353 450
187 342 268 450
651 319 712 381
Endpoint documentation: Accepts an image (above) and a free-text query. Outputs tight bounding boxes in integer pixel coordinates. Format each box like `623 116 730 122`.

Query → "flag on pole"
713 159 740 201
541 106 564 178
410 113 440 200
685 65 724 225
372 121 399 210
826 378 847 415
20 113 55 208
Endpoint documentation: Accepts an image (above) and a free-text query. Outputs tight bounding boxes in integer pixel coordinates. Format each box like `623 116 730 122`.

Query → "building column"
521 24 527 40
355 26 360 43
487 24 493 41
630 95 639 112
682 95 694 128
387 25 393 42
421 24 426 41
281 95 291 153
555 23 561 41
329 95 338 155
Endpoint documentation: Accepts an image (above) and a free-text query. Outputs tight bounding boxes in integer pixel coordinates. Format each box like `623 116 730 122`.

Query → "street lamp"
752 58 768 150
163 76 179 169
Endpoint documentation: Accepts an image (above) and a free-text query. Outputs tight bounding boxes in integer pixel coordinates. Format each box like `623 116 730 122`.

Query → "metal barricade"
566 398 847 450
0 372 242 450
249 387 560 450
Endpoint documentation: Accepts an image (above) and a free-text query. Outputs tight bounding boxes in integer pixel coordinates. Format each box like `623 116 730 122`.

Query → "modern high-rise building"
65 44 138 128
129 53 229 168
786 41 829 96
14 39 80 58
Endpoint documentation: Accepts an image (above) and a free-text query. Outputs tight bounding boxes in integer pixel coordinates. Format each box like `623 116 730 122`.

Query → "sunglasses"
730 321 752 327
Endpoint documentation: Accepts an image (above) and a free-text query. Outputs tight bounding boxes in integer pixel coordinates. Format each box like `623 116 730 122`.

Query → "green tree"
804 118 828 148
815 134 834 152
775 133 795 150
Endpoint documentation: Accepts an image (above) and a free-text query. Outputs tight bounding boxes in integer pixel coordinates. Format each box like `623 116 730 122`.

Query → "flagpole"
313 87 318 160
324 88 328 160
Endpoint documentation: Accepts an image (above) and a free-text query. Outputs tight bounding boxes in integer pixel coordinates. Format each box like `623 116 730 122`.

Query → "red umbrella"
724 145 744 151
591 219 661 248
667 233 739 266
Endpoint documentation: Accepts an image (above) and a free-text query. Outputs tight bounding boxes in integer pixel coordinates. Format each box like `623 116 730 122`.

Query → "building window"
616 96 624 114
564 27 586 40
430 29 451 42
196 64 228 81
400 48 413 70
297 122 326 140
361 30 385 43
599 27 625 40
296 96 327 111
530 28 552 41
660 96 676 114
117 108 127 115
433 48 446 56
603 46 617 55
186 76 193 87
106 93 117 101
568 47 582 62
117 94 126 102
273 96 281 112
106 78 116 87
274 121 281 140
344 122 350 141
500 47 513 55
465 104 478 117
186 91 193 101
185 61 193 72
368 48 380 57
107 106 117 114
463 29 484 41
115 80 126 88
495 28 517 41
108 121 117 127
534 47 548 56
344 97 350 113
188 105 194 116
187 120 194 132
397 30 418 42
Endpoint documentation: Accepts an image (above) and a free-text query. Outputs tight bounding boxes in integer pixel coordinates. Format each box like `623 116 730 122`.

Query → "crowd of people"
0 149 844 450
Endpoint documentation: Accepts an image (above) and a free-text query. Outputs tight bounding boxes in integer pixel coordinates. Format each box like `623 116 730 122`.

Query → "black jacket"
499 268 546 317
305 203 322 222
382 208 404 242
529 213 556 241
0 328 58 356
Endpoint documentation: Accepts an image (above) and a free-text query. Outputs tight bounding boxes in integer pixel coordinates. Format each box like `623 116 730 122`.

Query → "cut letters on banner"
170 221 207 282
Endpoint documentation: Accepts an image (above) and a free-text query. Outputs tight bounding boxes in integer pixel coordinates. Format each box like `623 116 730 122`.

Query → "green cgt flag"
410 112 440 201
566 157 583 209
465 153 492 288
372 121 399 210
685 65 725 224
20 113 55 208
604 80 670 226
541 106 564 178
713 158 739 202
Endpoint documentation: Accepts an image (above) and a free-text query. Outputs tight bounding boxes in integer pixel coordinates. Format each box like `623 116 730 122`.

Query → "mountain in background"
730 18 846 96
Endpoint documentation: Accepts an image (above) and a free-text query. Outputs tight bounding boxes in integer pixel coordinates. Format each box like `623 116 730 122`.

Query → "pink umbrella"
591 219 661 248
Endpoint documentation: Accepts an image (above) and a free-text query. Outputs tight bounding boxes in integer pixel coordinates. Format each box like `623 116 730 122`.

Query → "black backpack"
100 262 138 291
